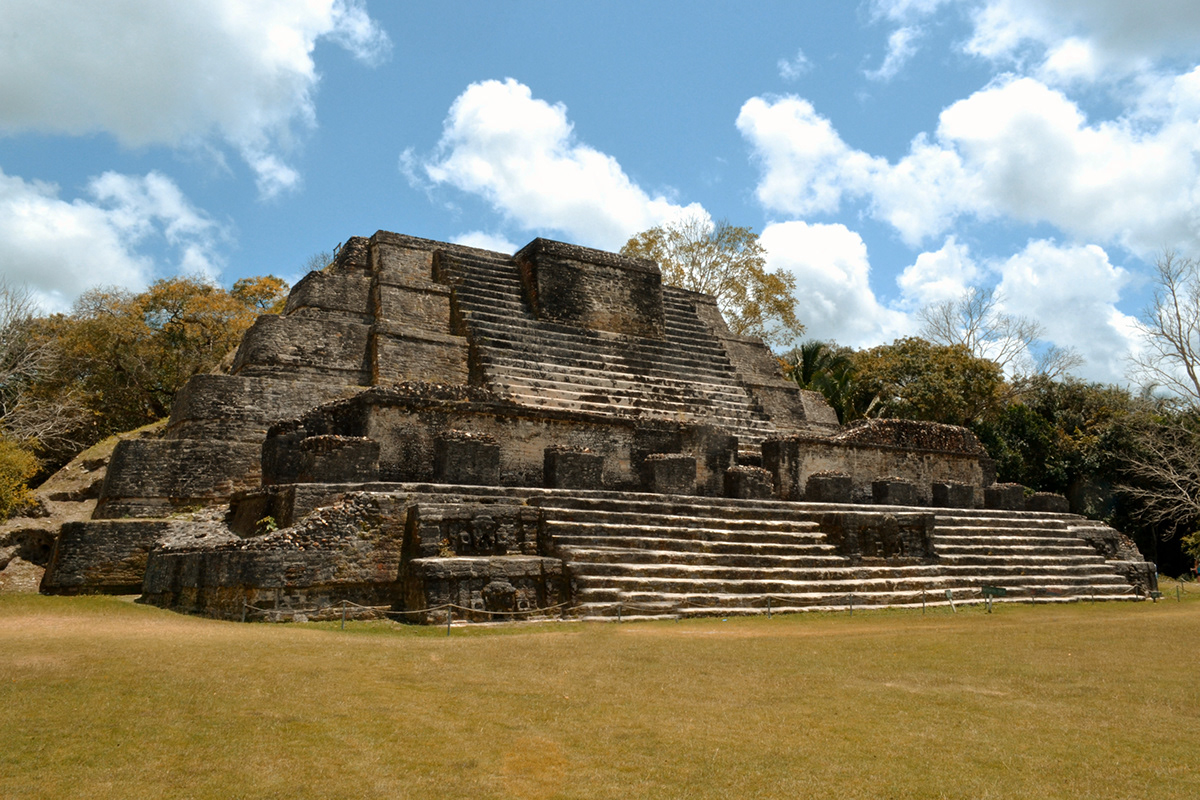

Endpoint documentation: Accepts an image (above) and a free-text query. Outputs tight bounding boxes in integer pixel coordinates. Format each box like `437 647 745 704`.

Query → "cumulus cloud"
867 26 924 81
778 49 813 81
760 221 911 348
0 168 223 311
897 236 981 306
739 74 1200 254
453 231 520 254
965 0 1200 73
0 0 390 198
414 78 706 250
994 240 1139 382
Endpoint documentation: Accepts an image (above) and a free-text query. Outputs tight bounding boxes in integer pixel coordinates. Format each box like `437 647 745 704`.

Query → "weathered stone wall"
42 520 200 594
166 375 355 442
515 238 665 339
267 385 739 496
231 315 373 383
764 420 988 504
94 439 262 518
142 493 412 618
817 510 936 563
370 323 468 385
284 270 374 321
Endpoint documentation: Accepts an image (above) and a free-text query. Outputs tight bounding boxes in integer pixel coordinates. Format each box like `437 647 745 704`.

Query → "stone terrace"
439 249 792 453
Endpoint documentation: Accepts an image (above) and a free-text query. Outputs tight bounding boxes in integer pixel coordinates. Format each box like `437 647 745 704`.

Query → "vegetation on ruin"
2 591 1197 800
0 275 287 503
621 215 805 349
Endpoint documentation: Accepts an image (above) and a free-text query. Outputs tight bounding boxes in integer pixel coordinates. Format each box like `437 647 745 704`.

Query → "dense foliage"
0 275 287 508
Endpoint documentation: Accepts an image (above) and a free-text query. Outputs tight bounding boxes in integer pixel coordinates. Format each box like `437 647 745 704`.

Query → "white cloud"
778 49 812 81
897 236 981 306
0 168 222 311
736 96 883 218
739 74 1200 254
760 221 911 348
994 240 1139 382
965 0 1200 72
867 26 924 81
416 79 705 250
0 0 389 198
453 231 519 254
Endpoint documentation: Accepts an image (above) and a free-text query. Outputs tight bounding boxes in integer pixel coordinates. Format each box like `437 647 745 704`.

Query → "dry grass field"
2 584 1197 800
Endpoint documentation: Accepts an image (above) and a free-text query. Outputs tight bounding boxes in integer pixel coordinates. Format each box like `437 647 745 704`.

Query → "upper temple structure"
40 231 1156 621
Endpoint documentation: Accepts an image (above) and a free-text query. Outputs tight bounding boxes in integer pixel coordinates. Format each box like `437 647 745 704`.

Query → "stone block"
1025 492 1069 513
42 520 196 594
371 327 468 385
543 447 604 489
805 473 852 504
932 481 976 509
818 511 935 562
984 483 1026 510
403 502 541 559
872 478 918 507
284 271 373 320
724 466 774 500
95 439 262 518
514 238 665 339
433 432 500 486
643 453 696 495
298 436 379 483
231 315 372 383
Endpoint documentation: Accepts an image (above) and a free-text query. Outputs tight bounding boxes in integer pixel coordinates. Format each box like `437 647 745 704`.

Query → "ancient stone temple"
40 231 1156 621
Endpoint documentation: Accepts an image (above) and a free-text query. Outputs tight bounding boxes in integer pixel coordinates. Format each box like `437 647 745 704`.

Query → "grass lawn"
2 583 1198 800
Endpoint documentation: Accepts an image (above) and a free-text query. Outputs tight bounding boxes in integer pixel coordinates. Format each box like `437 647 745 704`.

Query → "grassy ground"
2 583 1198 800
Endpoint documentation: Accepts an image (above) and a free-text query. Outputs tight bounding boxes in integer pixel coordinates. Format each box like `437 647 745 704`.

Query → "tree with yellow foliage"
620 216 804 350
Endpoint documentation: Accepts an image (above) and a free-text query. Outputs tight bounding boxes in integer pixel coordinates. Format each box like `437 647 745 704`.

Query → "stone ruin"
39 231 1157 621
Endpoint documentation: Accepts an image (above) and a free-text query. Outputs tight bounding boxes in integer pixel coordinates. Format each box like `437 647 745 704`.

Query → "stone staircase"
439 252 780 450
526 493 1141 621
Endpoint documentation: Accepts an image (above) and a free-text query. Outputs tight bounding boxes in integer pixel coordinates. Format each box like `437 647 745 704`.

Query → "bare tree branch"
919 286 1082 379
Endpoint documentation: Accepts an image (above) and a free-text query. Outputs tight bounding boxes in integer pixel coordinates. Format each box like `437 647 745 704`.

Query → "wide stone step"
933 516 1072 530
552 537 835 556
573 572 1136 601
483 359 756 402
548 515 821 535
489 375 772 423
934 564 1129 581
480 354 760 408
540 500 830 523
935 543 1099 556
933 531 1084 544
558 546 844 568
468 314 742 374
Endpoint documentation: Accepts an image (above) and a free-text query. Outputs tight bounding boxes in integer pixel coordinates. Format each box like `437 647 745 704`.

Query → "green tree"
973 376 1136 504
621 216 804 350
851 337 1005 427
780 340 876 424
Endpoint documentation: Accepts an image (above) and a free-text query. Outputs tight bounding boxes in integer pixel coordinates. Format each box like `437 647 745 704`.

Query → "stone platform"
126 483 1150 624
39 229 1156 620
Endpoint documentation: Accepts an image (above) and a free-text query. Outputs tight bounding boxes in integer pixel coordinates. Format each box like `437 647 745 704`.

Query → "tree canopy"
620 216 804 350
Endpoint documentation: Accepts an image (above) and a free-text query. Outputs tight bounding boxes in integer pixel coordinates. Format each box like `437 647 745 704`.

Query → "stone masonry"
41 230 1156 620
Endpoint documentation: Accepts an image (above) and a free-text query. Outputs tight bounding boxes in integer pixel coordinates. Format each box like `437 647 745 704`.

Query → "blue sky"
5 1 1200 385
